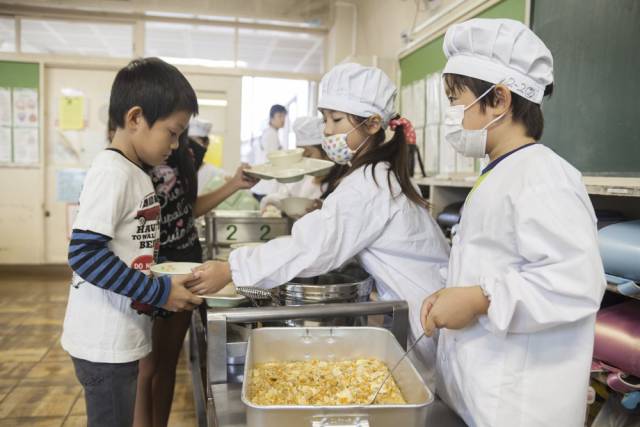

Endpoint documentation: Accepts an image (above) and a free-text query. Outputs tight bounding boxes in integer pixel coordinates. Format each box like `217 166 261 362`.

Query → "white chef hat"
443 18 553 104
318 62 397 127
293 116 324 147
188 118 212 138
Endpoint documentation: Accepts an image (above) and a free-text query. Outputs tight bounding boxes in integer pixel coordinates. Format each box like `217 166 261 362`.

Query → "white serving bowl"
267 148 304 168
150 262 201 278
281 197 315 218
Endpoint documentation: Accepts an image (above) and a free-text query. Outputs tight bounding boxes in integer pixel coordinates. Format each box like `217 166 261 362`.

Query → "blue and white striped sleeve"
68 229 171 307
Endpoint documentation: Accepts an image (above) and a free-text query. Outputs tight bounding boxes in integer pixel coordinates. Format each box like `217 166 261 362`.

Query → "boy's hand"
420 286 490 337
230 164 258 190
186 261 233 296
162 273 203 312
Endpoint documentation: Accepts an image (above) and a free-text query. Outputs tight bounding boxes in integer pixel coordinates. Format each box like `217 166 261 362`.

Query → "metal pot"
279 272 373 305
276 265 374 327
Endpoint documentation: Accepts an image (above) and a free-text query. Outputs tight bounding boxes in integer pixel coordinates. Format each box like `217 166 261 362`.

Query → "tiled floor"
0 269 197 426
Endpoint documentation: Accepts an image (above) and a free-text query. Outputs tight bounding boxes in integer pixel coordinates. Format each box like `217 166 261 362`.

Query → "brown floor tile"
69 393 85 416
0 385 80 418
0 335 58 363
0 362 35 379
12 324 63 337
61 415 86 427
170 383 196 412
0 417 64 427
41 341 69 363
0 379 19 403
22 361 78 386
167 410 197 427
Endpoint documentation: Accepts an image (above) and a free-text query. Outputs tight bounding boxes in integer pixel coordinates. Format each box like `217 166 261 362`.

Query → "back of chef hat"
293 116 324 147
443 18 553 104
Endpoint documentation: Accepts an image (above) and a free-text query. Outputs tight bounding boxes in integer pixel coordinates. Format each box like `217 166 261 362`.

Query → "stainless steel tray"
241 327 433 427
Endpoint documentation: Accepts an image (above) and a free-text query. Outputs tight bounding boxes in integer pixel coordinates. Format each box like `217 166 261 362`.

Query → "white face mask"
321 120 368 165
443 84 506 158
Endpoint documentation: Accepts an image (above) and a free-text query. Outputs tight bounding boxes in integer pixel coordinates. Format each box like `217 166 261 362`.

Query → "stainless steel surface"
208 383 466 427
370 333 426 404
205 211 291 255
205 301 409 386
192 301 465 426
241 327 432 427
189 307 214 427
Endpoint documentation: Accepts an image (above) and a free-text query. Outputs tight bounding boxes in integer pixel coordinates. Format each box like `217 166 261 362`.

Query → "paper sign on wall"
0 127 11 162
13 127 39 164
12 88 38 128
204 135 224 168
0 87 11 126
59 96 85 130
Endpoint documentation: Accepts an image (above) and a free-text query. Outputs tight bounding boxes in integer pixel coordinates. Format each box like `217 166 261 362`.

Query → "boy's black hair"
269 104 287 119
444 74 554 141
109 57 198 129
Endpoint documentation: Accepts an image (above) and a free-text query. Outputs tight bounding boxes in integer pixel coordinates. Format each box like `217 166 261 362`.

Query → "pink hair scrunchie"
388 117 417 145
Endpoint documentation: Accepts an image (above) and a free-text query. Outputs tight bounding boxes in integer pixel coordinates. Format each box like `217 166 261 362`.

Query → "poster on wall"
12 88 38 128
59 95 85 130
0 87 11 126
0 127 11 163
13 127 39 164
56 168 87 203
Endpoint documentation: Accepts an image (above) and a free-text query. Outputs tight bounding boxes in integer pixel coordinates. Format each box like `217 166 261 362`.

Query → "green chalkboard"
399 0 526 86
0 61 39 88
532 0 640 176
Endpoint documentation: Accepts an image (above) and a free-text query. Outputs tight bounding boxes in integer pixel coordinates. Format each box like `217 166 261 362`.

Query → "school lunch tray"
245 158 334 183
241 327 434 427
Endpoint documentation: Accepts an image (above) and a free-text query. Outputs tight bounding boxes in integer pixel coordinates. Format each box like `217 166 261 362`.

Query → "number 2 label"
260 225 271 241
226 224 238 241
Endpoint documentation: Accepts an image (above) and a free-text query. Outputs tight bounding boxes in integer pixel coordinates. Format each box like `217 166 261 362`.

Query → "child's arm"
193 165 257 218
69 229 170 306
477 185 605 334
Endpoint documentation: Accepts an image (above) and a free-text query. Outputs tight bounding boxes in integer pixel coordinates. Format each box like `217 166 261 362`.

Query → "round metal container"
275 266 374 327
278 272 373 305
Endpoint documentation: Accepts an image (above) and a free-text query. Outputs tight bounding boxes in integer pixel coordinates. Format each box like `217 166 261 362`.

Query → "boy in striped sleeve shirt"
61 58 203 427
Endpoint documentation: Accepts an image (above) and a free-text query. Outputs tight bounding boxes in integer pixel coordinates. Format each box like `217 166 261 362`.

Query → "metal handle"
208 300 406 323
311 415 370 427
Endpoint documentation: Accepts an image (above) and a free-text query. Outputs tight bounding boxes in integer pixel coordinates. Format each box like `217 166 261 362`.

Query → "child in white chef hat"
189 63 450 390
420 18 605 427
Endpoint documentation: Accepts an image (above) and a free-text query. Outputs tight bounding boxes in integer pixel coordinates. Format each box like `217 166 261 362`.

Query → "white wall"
326 0 461 82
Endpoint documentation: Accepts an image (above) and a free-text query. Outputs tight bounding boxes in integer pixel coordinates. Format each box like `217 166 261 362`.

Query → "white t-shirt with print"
61 149 161 363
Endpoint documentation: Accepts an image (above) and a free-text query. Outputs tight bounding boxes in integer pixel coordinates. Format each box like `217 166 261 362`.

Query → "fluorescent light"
159 56 248 69
199 99 228 107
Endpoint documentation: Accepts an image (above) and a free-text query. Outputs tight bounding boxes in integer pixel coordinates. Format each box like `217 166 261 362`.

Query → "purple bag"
594 301 640 378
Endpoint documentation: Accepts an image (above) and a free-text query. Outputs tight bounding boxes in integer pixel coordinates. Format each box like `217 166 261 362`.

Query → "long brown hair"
336 114 429 209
